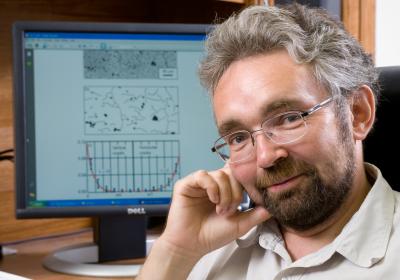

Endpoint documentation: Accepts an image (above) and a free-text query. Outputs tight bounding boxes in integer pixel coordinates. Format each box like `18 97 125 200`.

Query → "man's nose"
254 132 288 169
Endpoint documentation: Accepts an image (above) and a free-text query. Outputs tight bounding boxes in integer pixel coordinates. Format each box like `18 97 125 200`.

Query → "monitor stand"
43 216 155 277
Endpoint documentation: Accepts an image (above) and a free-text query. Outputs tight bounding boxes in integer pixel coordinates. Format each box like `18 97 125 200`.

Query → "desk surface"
0 229 144 279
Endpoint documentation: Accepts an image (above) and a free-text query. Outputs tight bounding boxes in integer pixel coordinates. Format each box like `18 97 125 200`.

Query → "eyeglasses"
211 97 333 163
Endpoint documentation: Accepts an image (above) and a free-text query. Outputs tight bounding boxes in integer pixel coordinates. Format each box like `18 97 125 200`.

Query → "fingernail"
214 194 220 204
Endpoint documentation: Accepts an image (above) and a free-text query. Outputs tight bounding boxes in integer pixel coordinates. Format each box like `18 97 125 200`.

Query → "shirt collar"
335 163 395 267
236 218 291 262
236 163 396 268
236 217 282 248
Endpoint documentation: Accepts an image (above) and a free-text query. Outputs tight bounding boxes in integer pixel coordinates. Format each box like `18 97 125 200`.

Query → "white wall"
375 0 400 66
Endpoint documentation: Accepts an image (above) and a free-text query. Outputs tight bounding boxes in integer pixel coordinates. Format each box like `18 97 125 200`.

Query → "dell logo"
127 207 146 215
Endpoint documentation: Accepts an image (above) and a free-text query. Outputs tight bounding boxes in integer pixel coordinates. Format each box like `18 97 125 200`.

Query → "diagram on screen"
84 86 179 135
84 50 178 80
80 140 180 195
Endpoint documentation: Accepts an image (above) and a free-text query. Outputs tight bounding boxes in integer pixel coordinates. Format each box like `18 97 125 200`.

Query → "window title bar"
25 32 206 41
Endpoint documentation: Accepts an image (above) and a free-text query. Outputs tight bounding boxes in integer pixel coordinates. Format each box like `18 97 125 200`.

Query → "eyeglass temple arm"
301 97 333 117
211 142 227 153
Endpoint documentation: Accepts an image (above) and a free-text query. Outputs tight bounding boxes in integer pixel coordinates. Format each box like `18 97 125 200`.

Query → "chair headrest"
363 66 400 191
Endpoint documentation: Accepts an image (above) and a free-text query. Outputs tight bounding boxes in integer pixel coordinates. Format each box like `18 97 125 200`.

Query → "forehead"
212 51 326 131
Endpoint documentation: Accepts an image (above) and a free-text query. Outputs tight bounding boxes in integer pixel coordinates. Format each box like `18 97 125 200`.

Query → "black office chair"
363 66 400 191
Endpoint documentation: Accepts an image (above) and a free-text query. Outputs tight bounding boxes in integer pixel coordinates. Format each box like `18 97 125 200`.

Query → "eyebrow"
260 98 306 115
217 119 245 136
217 98 306 136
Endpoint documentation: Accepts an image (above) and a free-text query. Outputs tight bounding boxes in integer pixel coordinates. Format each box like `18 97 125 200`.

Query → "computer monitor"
12 21 221 277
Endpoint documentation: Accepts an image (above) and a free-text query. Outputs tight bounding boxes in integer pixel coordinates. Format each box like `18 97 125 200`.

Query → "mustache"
256 157 316 188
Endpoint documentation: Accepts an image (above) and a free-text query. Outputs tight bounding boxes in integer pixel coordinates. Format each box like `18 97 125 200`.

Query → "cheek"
230 162 255 186
230 163 264 205
298 125 346 175
299 122 339 160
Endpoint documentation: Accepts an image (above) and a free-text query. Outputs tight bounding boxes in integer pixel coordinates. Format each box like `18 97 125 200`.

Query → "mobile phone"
238 193 255 211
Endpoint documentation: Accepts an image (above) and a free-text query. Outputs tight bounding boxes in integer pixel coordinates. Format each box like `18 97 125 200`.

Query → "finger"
210 169 233 215
233 206 271 237
174 170 220 205
228 185 244 215
224 167 245 215
190 170 221 204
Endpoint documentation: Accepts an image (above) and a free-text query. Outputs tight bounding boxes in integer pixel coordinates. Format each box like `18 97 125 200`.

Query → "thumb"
234 206 271 237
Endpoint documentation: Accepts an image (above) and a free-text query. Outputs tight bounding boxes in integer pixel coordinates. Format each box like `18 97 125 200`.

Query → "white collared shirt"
188 164 400 280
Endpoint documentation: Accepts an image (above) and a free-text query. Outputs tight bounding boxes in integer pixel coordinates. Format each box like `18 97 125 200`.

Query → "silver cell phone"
238 193 255 211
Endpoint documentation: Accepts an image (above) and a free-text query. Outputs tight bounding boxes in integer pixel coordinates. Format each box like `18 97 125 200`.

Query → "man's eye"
227 132 249 146
283 113 301 123
273 113 302 127
265 112 304 131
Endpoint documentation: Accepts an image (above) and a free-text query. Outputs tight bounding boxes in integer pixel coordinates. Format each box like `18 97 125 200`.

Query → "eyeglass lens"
214 111 307 163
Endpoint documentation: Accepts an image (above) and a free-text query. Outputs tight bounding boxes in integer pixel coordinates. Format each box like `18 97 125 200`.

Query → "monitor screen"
12 21 222 276
13 21 221 219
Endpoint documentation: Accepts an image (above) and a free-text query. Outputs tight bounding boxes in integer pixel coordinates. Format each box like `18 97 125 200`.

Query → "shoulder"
392 190 400 223
187 226 263 280
187 241 239 280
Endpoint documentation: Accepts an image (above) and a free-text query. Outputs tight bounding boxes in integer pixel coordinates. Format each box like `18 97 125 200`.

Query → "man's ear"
350 85 376 141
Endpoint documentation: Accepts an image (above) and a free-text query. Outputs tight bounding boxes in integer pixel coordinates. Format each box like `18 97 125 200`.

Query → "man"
138 4 400 279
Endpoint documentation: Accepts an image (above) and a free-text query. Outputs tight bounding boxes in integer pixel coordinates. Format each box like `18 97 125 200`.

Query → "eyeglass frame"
211 96 334 163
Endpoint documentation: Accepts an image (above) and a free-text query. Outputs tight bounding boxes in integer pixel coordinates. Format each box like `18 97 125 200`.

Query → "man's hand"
137 165 270 280
163 165 270 256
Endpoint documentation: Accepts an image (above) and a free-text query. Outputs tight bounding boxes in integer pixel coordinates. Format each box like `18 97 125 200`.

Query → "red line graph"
84 141 180 193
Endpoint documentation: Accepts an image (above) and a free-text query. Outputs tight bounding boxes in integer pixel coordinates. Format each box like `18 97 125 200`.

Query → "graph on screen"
83 85 179 135
80 140 180 196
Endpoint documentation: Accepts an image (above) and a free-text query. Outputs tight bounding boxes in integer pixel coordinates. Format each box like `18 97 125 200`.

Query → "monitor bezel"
13 21 212 218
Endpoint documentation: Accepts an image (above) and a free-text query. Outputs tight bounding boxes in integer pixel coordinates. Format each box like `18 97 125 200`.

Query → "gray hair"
199 4 379 104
